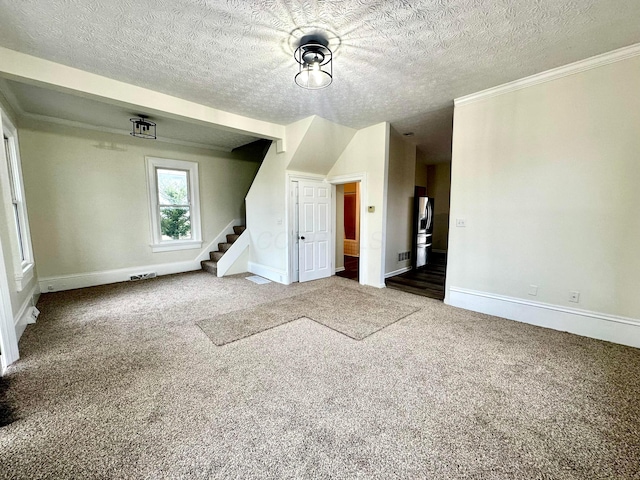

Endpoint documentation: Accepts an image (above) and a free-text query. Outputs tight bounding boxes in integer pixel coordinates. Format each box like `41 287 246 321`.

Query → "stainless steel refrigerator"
414 196 434 269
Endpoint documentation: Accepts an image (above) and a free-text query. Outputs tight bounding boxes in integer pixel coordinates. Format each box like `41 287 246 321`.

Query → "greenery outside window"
146 157 201 252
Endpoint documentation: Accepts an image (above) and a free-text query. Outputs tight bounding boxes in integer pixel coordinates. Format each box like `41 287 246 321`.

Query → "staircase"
201 225 246 276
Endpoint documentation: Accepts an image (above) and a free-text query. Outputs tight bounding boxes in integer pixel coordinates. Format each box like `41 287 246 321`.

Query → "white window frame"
0 109 34 292
146 156 202 253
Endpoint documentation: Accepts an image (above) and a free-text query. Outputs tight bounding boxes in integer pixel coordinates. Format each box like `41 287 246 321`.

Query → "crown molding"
20 112 233 153
455 42 640 107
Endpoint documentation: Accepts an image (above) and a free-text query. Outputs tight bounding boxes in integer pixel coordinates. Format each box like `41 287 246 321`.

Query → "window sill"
150 241 202 253
15 263 35 292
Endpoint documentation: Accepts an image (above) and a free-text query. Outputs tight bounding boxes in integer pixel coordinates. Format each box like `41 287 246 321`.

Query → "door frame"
327 172 368 286
0 234 19 373
286 172 327 284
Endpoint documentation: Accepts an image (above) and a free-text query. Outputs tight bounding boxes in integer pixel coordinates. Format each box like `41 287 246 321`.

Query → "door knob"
300 236 305 240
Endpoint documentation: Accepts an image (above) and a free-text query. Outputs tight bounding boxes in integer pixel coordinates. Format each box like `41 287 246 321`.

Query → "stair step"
201 260 217 275
226 234 240 243
210 251 225 262
218 242 232 252
233 225 246 235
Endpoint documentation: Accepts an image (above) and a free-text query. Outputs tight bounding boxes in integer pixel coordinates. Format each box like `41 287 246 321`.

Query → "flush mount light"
294 35 332 90
130 115 156 139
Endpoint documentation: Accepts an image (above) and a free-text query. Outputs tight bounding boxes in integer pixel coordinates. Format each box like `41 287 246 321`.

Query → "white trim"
22 112 235 153
447 287 640 349
13 284 39 341
145 156 202 251
326 172 368 286
380 122 390 288
36 219 242 292
150 240 202 253
455 42 640 106
38 260 202 292
15 262 34 292
248 261 289 285
0 46 286 144
385 266 411 279
335 266 345 273
1 109 36 283
217 229 249 277
0 235 19 371
195 218 242 264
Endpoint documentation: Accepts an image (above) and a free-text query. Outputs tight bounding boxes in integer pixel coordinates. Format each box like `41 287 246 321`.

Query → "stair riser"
218 243 232 252
210 251 225 262
226 234 240 243
200 261 217 275
233 226 246 235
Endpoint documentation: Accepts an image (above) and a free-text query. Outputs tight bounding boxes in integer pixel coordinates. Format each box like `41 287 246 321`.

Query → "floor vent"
130 272 157 281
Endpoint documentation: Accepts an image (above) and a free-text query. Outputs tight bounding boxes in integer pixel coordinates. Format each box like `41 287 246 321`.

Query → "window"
146 157 201 252
1 110 34 291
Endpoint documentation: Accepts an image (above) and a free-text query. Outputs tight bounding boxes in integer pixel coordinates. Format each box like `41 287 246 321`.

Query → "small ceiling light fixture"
294 35 332 90
130 115 156 139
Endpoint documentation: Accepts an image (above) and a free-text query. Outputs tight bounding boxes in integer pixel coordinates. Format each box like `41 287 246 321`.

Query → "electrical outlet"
47 285 54 291
528 285 538 296
456 218 466 227
569 291 580 303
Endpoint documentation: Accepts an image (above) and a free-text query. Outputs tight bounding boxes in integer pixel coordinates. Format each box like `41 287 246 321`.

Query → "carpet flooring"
1 272 639 479
197 285 419 345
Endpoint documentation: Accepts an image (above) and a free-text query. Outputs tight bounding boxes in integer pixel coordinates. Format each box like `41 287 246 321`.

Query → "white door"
298 180 332 282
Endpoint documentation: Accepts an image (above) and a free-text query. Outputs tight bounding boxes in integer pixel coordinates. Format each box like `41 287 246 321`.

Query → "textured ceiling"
1 0 639 161
1 80 259 151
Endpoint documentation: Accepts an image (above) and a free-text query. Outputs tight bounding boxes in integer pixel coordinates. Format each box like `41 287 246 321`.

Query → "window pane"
13 204 24 261
157 169 188 205
160 206 191 240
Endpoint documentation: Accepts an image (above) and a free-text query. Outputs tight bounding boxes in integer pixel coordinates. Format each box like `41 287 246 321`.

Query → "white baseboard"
335 266 345 273
248 262 289 285
14 284 39 340
447 287 640 349
38 260 201 293
385 266 411 278
38 220 243 292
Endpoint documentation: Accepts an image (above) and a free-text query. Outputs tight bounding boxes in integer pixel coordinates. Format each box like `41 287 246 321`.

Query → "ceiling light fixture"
130 115 156 139
294 35 332 90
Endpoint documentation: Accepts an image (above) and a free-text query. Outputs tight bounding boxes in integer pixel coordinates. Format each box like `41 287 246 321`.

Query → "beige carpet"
1 272 639 479
197 285 420 345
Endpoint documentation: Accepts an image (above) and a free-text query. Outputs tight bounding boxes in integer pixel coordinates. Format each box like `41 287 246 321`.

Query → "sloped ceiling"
1 1 639 162
287 116 356 175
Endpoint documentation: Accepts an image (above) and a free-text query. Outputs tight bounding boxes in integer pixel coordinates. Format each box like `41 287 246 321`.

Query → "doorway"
288 176 332 284
335 182 360 282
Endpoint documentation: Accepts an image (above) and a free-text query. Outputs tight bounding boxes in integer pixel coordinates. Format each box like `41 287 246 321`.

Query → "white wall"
245 117 314 282
328 122 389 287
447 51 640 346
19 120 260 281
0 93 39 350
287 116 355 175
385 128 416 275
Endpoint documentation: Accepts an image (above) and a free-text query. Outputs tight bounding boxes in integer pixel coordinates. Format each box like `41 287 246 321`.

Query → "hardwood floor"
385 252 446 300
336 255 359 281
